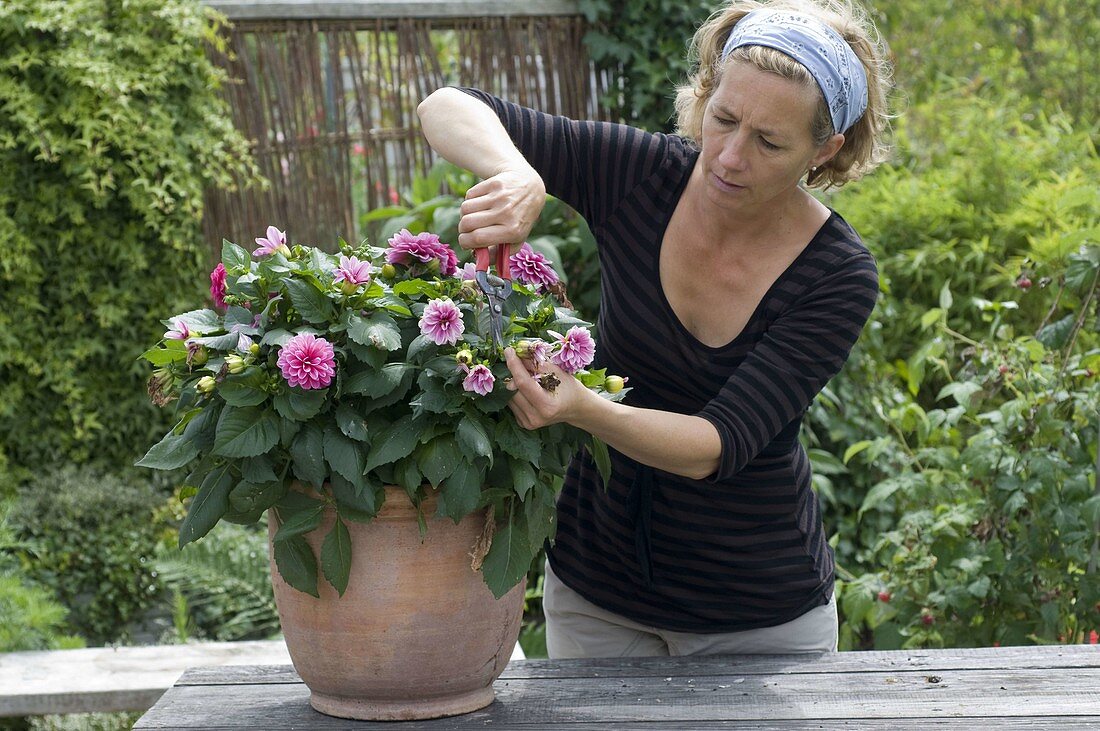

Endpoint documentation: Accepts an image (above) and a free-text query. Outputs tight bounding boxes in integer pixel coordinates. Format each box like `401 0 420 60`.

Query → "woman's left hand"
503 347 592 430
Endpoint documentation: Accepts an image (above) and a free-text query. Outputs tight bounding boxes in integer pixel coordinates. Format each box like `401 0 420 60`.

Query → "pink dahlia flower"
385 229 458 276
549 326 595 374
460 363 495 396
164 318 191 341
254 226 289 257
418 298 465 346
277 333 336 390
334 255 372 286
455 262 478 281
209 263 228 310
509 242 559 290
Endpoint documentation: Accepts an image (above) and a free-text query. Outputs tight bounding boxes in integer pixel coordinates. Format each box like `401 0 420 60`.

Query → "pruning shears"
475 245 514 349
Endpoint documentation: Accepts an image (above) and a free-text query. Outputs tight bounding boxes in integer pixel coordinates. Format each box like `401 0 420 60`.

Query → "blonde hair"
673 0 892 188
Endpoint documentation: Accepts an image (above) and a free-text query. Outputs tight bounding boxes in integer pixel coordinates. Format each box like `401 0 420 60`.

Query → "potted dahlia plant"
137 225 623 720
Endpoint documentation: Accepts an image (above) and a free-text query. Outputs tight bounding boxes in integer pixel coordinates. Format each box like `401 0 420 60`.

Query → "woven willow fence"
202 0 616 250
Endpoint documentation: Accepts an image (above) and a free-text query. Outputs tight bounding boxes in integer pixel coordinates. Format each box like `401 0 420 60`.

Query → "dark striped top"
458 88 879 632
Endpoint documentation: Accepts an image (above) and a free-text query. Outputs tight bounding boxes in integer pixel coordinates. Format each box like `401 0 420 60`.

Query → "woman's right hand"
457 169 546 251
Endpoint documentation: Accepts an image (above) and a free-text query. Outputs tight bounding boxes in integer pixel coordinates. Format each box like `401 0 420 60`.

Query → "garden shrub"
10 465 165 645
0 0 260 479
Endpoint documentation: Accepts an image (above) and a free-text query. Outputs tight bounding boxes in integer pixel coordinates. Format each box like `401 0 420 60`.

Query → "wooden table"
135 644 1099 729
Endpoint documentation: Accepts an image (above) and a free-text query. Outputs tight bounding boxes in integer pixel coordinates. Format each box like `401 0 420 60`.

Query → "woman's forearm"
416 88 534 179
572 396 723 481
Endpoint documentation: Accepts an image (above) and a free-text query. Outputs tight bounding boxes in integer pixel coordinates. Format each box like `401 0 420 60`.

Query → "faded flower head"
164 318 191 341
549 326 595 374
209 263 228 310
334 255 372 288
277 333 336 390
385 229 458 276
254 226 290 257
460 363 495 396
419 298 465 346
509 242 559 291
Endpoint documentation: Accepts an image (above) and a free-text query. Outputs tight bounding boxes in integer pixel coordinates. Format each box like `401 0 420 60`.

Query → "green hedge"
0 0 260 485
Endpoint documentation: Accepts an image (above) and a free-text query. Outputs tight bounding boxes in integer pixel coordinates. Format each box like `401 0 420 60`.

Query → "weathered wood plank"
135 667 1100 727
204 1 583 21
176 645 1100 685
0 640 291 717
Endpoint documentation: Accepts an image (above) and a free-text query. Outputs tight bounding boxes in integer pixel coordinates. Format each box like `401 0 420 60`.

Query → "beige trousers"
543 560 838 659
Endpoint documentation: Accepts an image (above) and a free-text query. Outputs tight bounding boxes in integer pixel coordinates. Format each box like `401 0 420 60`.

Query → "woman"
417 0 891 658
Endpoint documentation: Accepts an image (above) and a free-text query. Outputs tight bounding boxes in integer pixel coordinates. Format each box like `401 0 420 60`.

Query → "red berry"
921 613 934 626
1089 630 1098 645
998 365 1009 375
992 641 1000 647
878 591 892 602
1016 276 1032 289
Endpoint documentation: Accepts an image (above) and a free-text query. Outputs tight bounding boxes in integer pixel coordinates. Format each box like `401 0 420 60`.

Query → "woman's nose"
718 133 749 171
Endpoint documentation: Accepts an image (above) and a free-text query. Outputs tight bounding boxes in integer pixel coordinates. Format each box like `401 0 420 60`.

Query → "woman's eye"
714 116 735 126
760 138 779 150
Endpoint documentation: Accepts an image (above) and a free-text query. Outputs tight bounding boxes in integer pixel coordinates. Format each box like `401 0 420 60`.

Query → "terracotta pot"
267 485 525 721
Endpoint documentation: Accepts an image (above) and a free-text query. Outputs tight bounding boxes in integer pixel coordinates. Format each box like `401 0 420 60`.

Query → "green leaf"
179 464 233 547
344 363 414 398
437 460 482 522
843 440 874 465
335 403 370 441
213 406 280 458
324 423 367 484
273 536 319 597
936 381 982 410
589 437 612 489
222 239 251 271
858 476 913 520
509 460 537 502
495 419 541 466
480 511 531 599
219 368 269 407
321 519 352 595
260 328 295 348
283 277 336 324
273 387 328 421
418 435 461 487
347 311 402 351
290 422 326 489
274 504 324 541
141 342 188 365
241 454 279 483
229 479 286 514
174 308 223 334
136 429 199 470
364 415 424 472
457 415 494 463
331 473 379 521
1036 314 1075 350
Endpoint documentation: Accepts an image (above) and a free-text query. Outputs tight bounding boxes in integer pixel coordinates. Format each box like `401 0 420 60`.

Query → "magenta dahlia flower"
385 229 458 276
418 298 465 346
455 262 478 281
334 255 372 287
209 263 228 310
549 327 595 373
277 333 336 390
509 242 559 290
254 226 289 257
460 363 495 396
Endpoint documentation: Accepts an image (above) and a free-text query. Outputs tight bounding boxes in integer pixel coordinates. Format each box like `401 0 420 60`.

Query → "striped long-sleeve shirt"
458 88 879 632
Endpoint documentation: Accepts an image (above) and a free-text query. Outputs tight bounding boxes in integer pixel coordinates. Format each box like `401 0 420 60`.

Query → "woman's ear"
812 132 845 169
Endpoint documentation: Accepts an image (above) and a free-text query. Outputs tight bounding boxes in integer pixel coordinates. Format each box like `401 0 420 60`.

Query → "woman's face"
698 61 840 214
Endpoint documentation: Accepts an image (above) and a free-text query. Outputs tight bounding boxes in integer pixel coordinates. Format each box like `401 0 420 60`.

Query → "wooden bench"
135 644 1100 729
0 640 526 718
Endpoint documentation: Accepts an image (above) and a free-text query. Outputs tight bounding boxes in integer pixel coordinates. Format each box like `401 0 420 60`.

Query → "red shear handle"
474 245 513 281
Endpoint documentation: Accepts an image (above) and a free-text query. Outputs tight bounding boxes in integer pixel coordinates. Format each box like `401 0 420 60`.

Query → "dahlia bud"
249 342 261 356
380 263 396 280
426 258 441 274
196 376 217 395
460 279 480 301
225 354 248 374
604 375 626 394
187 342 208 367
512 340 534 359
455 349 474 366
339 280 359 296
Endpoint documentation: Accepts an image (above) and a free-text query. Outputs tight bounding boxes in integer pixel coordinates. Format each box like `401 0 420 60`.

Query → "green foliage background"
0 0 260 485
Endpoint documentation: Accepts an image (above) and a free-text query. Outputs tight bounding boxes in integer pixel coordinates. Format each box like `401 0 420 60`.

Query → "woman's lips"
711 173 744 192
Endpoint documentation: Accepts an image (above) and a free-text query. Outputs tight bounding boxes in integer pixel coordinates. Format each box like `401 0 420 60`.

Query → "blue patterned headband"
721 9 868 134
